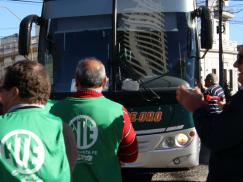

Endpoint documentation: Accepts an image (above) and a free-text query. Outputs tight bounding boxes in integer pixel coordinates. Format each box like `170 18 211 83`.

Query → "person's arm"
62 122 77 171
218 100 226 109
118 107 138 163
176 85 243 152
216 86 226 109
193 92 243 152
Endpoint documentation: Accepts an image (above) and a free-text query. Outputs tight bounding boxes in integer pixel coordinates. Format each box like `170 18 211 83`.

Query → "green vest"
0 107 70 182
51 96 124 182
44 99 57 113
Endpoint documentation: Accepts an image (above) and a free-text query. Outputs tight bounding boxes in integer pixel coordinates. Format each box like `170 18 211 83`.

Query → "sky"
229 0 243 45
0 0 42 38
0 0 243 44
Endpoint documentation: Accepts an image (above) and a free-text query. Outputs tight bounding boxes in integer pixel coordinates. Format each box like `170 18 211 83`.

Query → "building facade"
200 0 239 94
0 34 38 78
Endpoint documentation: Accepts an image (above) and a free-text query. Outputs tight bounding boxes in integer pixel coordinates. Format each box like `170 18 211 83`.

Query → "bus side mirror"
200 6 213 49
192 6 213 50
18 15 41 56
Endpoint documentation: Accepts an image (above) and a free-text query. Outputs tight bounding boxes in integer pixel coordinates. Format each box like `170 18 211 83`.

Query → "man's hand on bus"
176 85 204 112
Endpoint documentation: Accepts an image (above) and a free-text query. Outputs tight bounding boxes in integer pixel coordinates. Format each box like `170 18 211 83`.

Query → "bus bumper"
124 128 200 168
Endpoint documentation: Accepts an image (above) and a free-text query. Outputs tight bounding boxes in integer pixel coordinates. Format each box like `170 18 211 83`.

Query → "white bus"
18 0 212 168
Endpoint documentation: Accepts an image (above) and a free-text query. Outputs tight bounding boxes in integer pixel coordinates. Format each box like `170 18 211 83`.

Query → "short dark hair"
2 60 51 104
205 73 218 84
75 57 106 88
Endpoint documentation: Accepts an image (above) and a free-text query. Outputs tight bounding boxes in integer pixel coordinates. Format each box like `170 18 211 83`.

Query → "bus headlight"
176 133 189 146
159 132 192 149
163 137 175 148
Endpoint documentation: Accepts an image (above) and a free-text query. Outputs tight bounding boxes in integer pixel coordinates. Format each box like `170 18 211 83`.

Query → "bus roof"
43 0 195 19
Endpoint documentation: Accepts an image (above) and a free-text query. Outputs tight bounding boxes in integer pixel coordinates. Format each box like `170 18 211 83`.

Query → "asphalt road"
122 165 209 182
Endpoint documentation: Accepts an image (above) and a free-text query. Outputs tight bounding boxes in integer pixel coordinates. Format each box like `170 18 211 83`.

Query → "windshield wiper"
117 48 161 102
139 72 170 86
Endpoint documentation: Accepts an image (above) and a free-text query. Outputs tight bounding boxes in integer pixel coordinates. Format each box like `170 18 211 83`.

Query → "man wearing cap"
176 48 243 181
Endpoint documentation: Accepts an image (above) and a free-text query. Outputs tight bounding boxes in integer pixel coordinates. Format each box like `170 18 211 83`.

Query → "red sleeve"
118 107 138 163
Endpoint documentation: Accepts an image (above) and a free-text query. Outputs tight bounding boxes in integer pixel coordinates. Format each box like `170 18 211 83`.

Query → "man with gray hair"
204 73 225 113
75 57 107 89
51 57 138 182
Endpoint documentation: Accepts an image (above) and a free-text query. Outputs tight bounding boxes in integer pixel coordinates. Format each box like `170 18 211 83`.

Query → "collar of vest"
7 103 44 113
73 90 103 98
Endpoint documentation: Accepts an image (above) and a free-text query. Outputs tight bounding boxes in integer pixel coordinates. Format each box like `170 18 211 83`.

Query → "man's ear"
102 76 109 89
10 87 20 98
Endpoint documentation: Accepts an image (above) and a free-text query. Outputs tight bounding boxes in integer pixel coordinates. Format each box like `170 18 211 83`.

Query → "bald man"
50 57 138 182
204 73 225 113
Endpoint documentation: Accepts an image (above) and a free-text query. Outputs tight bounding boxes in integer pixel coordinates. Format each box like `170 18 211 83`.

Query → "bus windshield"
39 0 197 93
116 12 197 83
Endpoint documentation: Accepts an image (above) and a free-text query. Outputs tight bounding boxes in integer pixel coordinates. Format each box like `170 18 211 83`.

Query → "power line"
0 6 21 20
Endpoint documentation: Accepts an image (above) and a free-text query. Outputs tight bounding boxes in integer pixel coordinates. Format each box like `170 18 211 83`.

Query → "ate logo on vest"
0 130 45 178
69 115 98 150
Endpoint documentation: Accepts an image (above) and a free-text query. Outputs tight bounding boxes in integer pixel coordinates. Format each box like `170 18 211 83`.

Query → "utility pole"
218 0 224 88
